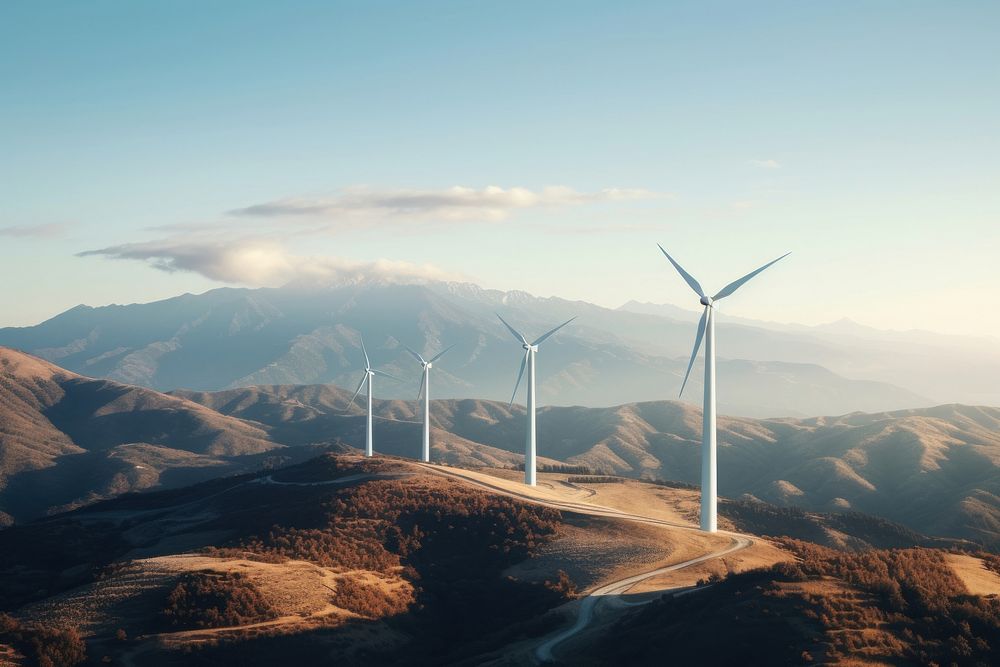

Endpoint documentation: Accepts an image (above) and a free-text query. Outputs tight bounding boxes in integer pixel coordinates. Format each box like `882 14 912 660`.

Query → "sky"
1 1 998 335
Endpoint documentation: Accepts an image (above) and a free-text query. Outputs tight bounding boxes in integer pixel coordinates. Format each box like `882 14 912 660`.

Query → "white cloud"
750 159 781 169
79 237 462 287
229 185 664 223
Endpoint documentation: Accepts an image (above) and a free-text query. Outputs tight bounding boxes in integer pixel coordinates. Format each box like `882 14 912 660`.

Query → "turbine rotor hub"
426 362 432 369
700 296 713 306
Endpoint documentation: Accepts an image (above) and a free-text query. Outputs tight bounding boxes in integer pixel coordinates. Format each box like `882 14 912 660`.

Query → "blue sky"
1 1 997 334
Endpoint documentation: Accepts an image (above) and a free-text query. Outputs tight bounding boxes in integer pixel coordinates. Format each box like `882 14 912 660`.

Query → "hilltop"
0 454 783 665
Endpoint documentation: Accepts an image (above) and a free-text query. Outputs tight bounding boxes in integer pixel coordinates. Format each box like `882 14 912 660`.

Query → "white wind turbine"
347 336 402 457
403 344 455 463
497 314 576 486
659 245 789 532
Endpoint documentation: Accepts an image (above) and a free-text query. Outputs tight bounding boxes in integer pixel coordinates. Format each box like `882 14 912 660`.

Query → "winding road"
414 463 755 664
533 535 751 663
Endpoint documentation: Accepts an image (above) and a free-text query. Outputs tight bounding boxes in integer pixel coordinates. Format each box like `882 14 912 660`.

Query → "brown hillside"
0 347 281 521
179 384 1000 546
0 455 588 665
575 540 1000 666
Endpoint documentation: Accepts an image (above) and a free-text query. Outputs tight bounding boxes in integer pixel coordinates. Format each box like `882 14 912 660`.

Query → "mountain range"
3 345 1000 548
2 280 985 417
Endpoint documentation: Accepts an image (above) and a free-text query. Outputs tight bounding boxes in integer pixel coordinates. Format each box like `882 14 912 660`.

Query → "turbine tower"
497 314 576 486
404 344 455 463
658 245 789 532
347 336 402 457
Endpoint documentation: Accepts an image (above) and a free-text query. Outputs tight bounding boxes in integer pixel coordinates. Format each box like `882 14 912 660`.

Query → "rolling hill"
0 452 992 667
4 347 1000 548
0 281 934 417
0 347 286 521
2 454 763 666
177 383 1000 547
0 348 547 522
572 539 1000 666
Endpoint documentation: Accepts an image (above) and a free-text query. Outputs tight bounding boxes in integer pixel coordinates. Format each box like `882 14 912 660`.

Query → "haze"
1 1 998 336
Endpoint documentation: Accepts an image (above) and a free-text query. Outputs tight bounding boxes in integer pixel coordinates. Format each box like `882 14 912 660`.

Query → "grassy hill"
573 540 1000 666
177 382 1000 547
5 346 1000 550
0 348 285 520
0 455 582 665
0 453 991 666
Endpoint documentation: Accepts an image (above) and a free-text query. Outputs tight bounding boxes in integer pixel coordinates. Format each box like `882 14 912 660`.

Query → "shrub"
567 476 625 484
0 614 86 667
332 576 411 618
162 571 278 630
544 570 577 597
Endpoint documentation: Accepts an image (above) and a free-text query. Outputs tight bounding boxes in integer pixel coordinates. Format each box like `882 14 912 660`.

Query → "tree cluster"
161 571 278 630
0 613 86 667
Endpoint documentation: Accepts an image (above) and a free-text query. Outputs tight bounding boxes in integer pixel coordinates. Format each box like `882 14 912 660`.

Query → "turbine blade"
658 245 706 298
348 374 368 408
372 369 403 382
496 313 528 345
712 252 791 301
531 317 576 346
428 344 455 364
509 350 528 407
403 344 426 365
360 336 371 369
679 306 709 398
417 369 427 400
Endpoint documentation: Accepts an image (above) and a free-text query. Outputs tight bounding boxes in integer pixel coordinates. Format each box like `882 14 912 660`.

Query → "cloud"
78 238 462 287
750 159 781 169
229 185 664 223
0 223 70 238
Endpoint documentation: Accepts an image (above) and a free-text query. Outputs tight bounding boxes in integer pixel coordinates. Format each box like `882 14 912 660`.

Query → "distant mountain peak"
283 273 446 291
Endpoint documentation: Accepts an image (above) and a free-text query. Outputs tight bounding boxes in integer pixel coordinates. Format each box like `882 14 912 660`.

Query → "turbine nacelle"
700 296 713 306
522 344 538 352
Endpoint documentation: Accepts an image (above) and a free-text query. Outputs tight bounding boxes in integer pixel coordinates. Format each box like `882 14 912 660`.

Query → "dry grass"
17 553 407 638
944 553 1000 596
629 538 792 594
424 464 791 597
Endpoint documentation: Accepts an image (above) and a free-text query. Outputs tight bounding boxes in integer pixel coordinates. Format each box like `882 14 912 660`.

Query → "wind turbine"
403 343 455 463
497 314 576 486
658 245 789 532
347 336 402 457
